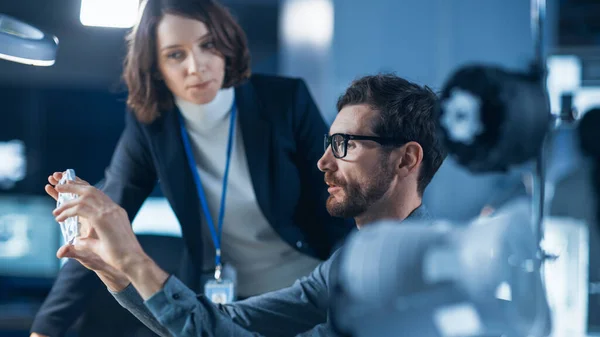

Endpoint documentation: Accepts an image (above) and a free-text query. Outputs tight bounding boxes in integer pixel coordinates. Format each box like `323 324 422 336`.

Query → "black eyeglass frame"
324 133 408 159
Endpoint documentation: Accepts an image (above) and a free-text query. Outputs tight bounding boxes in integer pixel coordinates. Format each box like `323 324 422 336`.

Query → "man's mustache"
324 173 345 187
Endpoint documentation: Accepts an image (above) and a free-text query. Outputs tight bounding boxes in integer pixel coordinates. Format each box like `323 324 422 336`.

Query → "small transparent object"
57 169 79 244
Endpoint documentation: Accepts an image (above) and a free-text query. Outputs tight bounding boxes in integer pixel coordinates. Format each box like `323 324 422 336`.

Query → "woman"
30 1 351 336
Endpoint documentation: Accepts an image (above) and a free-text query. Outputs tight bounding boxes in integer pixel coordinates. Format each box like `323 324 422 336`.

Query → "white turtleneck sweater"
175 89 320 297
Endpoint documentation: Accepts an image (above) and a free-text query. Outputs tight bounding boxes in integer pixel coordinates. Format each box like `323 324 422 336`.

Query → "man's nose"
317 146 337 173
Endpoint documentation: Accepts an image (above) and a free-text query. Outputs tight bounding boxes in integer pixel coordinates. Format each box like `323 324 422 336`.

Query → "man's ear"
395 142 423 176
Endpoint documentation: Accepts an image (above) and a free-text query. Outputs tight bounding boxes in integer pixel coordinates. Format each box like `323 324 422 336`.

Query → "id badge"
204 279 235 304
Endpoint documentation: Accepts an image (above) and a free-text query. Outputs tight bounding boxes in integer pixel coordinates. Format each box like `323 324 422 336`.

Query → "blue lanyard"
178 100 237 280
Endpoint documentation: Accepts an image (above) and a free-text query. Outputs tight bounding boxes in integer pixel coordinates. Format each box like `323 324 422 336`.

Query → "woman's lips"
188 81 212 90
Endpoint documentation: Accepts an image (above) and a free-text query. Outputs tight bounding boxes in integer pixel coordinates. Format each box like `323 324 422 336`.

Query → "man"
49 73 446 336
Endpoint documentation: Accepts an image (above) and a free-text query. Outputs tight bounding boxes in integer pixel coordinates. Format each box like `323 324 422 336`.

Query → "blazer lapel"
146 109 205 268
235 81 275 225
146 81 275 266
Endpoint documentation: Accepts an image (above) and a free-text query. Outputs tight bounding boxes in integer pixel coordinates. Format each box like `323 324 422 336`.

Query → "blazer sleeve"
30 111 158 337
290 80 354 258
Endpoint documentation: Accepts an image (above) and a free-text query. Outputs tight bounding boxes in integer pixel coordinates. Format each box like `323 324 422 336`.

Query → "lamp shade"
0 14 58 66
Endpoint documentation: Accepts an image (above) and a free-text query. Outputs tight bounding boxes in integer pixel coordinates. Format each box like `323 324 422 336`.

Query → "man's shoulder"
317 248 344 288
323 248 344 268
406 204 432 223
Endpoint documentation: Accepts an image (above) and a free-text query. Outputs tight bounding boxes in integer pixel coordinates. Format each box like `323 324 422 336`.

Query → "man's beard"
325 164 394 219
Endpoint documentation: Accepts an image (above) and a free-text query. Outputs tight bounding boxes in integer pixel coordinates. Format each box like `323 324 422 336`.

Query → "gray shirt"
112 206 430 337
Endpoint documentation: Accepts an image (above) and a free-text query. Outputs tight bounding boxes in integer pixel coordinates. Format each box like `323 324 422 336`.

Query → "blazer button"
172 293 180 300
296 241 303 248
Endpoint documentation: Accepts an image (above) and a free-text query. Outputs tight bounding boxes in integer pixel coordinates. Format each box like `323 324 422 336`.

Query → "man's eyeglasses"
324 133 407 159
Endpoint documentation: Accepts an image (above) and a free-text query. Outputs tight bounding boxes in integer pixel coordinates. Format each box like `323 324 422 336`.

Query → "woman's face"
156 14 225 104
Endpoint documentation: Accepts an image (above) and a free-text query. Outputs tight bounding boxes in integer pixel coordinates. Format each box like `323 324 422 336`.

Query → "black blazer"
31 75 354 336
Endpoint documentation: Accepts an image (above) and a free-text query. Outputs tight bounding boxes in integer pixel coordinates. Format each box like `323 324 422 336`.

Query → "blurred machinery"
330 0 575 336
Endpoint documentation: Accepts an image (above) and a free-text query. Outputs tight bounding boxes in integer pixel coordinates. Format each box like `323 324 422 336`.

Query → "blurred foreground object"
333 203 552 337
0 14 58 66
437 65 550 173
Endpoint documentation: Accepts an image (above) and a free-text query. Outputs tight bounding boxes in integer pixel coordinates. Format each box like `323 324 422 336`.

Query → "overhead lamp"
0 14 58 67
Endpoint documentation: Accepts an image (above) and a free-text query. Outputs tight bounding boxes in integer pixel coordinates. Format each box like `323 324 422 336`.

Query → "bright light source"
0 215 31 258
574 87 600 116
282 0 334 48
80 0 140 28
0 140 26 189
434 303 484 337
546 55 581 115
543 217 589 336
495 282 512 301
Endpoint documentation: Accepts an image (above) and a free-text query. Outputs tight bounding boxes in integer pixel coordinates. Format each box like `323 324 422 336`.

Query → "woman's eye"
167 51 184 59
202 41 216 49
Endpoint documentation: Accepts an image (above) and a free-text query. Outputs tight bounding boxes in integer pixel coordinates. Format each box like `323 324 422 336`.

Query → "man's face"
317 104 395 218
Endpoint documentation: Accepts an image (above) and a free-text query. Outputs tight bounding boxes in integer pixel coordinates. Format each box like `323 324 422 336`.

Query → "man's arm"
111 253 337 337
110 283 173 337
218 255 333 336
51 182 333 337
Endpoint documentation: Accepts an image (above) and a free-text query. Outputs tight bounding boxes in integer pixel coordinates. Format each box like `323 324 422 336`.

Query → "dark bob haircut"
123 0 251 123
